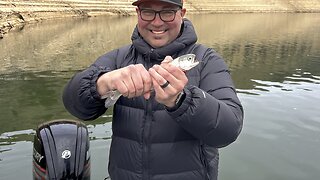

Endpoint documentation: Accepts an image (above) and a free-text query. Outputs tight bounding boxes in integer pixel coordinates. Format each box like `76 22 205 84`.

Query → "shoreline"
1 0 320 39
0 10 132 39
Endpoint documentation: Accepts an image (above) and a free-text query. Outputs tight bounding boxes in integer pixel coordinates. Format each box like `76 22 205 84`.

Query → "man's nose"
151 13 164 25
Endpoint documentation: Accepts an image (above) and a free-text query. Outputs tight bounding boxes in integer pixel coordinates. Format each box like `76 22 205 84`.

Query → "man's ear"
180 8 186 17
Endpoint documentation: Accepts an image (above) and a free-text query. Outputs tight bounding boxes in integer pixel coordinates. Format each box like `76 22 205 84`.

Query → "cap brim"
132 0 149 6
132 0 182 7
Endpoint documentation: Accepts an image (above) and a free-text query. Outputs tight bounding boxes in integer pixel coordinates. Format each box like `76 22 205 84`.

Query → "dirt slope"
1 0 320 38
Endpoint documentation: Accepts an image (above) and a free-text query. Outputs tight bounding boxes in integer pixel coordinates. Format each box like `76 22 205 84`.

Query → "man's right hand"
97 64 153 99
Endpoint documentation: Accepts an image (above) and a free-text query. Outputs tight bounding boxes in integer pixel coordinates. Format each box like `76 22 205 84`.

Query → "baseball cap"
132 0 183 8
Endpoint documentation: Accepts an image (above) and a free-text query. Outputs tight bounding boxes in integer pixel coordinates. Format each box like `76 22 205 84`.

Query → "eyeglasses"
139 8 180 22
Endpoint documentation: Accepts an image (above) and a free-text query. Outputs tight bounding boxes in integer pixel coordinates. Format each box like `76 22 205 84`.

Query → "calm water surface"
0 14 319 180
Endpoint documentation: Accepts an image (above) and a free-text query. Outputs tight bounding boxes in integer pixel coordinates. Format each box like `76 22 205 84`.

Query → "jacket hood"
131 19 197 61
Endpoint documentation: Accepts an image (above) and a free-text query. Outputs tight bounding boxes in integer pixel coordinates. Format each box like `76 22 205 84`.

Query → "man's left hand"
148 56 188 107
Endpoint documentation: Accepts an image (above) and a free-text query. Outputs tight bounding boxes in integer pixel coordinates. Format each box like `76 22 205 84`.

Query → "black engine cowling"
33 119 90 179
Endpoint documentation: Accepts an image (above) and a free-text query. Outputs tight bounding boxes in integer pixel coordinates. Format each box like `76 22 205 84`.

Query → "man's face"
136 1 186 48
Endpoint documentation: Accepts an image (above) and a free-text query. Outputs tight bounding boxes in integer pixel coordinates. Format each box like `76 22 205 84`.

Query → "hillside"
1 0 320 38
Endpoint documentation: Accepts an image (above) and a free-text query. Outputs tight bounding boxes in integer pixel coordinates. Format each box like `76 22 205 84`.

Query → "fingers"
126 65 143 98
151 77 167 97
98 64 152 99
98 58 187 103
143 91 151 100
124 64 153 98
138 64 153 97
161 56 173 64
150 64 187 92
149 67 170 90
149 63 188 106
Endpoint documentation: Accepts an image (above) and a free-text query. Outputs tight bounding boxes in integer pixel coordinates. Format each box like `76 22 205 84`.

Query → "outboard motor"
33 119 90 179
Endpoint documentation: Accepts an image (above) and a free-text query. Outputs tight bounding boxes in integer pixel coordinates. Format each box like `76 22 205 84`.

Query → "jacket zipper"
142 52 154 180
142 97 153 180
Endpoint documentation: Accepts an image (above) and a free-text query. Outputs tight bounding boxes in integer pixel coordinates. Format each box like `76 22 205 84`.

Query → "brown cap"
132 0 183 8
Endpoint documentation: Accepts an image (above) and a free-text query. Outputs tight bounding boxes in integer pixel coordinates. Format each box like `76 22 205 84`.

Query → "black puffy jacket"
63 19 243 180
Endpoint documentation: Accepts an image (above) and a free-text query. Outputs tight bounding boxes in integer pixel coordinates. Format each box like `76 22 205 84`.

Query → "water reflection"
188 13 320 90
0 13 320 180
0 16 136 74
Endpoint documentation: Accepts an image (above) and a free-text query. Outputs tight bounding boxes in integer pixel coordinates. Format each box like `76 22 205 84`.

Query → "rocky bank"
1 0 320 38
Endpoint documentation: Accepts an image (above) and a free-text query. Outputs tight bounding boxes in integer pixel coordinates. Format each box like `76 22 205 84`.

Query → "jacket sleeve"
168 49 244 148
62 49 119 120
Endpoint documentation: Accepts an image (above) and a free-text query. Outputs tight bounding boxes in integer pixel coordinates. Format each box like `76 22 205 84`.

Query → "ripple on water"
239 70 320 140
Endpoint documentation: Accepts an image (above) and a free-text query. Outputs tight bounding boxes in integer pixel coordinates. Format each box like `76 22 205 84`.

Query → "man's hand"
97 64 153 99
149 56 188 107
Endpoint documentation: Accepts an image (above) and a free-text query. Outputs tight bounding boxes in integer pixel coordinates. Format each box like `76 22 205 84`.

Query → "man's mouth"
151 30 167 34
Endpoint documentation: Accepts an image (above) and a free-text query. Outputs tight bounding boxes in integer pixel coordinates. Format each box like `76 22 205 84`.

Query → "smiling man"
134 0 186 48
63 0 244 180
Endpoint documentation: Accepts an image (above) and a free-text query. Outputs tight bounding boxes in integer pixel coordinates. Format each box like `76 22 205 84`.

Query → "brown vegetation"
1 0 320 38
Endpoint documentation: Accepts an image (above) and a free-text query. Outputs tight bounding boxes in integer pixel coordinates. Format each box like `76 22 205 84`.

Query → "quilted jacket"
63 19 243 180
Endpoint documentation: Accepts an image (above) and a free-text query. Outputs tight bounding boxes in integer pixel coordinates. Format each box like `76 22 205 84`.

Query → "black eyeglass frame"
138 8 181 22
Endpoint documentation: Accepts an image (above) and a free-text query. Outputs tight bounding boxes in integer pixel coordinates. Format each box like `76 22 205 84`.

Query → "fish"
102 54 199 107
169 54 199 71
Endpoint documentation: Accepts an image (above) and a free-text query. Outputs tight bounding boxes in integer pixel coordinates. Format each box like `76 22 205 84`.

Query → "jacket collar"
131 19 197 62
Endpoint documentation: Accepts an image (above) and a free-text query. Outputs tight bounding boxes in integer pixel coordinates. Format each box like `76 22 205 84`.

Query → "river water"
0 13 319 180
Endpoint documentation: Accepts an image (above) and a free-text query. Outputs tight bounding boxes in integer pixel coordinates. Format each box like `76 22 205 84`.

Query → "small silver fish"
170 54 199 71
102 54 199 107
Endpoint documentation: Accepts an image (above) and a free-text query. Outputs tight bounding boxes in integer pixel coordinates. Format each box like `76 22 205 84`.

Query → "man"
63 0 244 179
